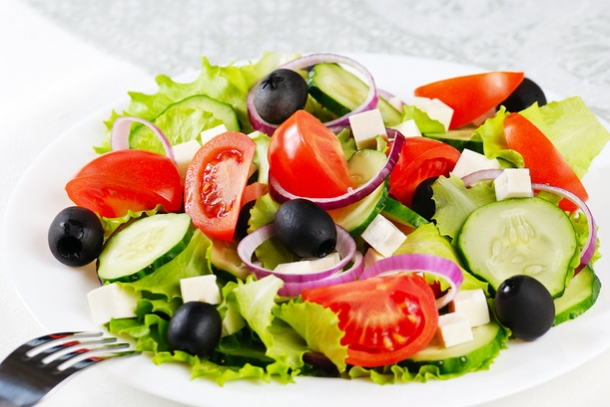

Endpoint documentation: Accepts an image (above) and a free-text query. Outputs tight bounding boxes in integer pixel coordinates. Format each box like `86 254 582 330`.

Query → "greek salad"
47 52 610 385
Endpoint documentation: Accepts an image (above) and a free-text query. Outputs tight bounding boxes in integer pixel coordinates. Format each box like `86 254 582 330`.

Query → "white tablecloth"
2 0 610 406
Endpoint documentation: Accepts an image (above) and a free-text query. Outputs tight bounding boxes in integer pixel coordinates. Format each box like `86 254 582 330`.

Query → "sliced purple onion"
460 168 504 187
360 253 464 309
236 223 357 284
247 53 379 135
269 132 405 210
461 169 597 275
111 117 176 163
278 252 364 297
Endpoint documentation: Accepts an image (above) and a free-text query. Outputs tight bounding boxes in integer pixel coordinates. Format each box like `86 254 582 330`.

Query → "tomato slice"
65 149 182 218
503 113 588 212
414 72 524 129
389 137 461 208
302 273 438 368
184 131 256 241
268 110 353 198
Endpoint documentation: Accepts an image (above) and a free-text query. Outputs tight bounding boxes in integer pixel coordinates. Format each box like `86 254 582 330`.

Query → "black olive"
253 69 309 124
274 199 336 258
411 177 438 221
498 77 547 112
48 206 104 267
494 275 555 341
167 301 222 358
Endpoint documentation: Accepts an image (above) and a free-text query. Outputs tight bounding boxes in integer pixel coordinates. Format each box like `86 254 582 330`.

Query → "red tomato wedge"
65 149 182 218
389 137 461 208
268 110 353 198
503 113 588 212
414 72 524 129
302 273 438 368
184 131 256 241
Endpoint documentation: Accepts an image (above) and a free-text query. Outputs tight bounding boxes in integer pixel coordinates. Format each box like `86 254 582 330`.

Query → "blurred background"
21 0 610 120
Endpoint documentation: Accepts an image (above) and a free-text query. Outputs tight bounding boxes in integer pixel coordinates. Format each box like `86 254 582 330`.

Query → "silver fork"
0 331 140 407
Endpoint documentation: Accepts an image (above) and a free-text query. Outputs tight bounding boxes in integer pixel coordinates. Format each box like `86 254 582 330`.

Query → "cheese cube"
361 214 407 257
452 149 501 178
436 312 474 348
87 283 139 326
348 109 387 149
200 124 228 145
274 252 341 274
411 96 454 132
172 139 201 178
180 275 221 304
494 168 533 201
389 119 421 138
364 247 385 269
449 289 490 327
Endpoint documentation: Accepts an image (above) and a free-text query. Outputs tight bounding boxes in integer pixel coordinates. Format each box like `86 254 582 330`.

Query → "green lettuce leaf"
399 105 446 134
431 174 497 240
395 223 488 293
275 300 348 372
520 96 610 178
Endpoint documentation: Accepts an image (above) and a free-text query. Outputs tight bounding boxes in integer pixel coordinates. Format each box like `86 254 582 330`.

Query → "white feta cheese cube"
452 148 501 178
348 109 387 149
361 214 407 257
494 168 533 201
411 96 454 132
389 119 421 138
200 124 228 145
87 283 139 326
275 252 342 274
180 274 221 304
364 247 385 269
172 139 201 178
386 95 404 112
449 289 490 327
436 312 474 348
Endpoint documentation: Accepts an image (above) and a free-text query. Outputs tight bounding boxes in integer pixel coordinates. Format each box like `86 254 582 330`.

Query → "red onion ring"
278 252 364 297
236 223 357 284
269 131 405 210
247 53 379 135
461 169 597 275
359 253 464 309
111 116 176 163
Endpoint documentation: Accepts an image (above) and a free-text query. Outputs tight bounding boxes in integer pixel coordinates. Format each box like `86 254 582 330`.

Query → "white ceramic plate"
3 53 610 407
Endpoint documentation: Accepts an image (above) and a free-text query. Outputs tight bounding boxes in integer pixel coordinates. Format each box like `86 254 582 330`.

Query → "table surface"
2 0 610 406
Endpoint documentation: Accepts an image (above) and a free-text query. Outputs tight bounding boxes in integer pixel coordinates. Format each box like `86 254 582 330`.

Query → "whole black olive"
253 69 309 124
495 275 555 341
411 177 438 221
498 77 547 112
167 301 222 358
48 206 104 267
274 199 336 258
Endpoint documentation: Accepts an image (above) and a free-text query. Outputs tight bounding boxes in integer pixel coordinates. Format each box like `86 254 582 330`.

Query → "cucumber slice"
405 321 505 375
381 197 429 230
328 183 388 236
347 148 388 187
98 213 195 283
308 63 401 125
164 94 240 132
457 197 578 298
328 149 388 235
553 265 601 326
425 128 484 153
